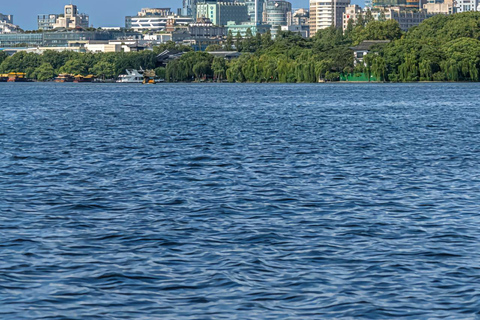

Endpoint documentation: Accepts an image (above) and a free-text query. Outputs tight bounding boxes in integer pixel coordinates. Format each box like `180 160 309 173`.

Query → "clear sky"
4 0 362 30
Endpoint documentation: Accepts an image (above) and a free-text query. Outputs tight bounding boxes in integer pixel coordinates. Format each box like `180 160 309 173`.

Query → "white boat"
116 69 144 83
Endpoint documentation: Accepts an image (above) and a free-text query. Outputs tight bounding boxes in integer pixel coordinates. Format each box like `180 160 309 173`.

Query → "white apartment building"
0 21 21 34
309 0 350 36
342 4 362 31
126 14 192 31
455 0 479 12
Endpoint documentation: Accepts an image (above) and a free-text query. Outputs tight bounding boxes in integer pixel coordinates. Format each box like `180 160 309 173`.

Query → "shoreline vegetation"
1 12 480 83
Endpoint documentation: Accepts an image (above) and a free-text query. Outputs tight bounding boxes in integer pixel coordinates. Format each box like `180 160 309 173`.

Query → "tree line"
1 12 480 82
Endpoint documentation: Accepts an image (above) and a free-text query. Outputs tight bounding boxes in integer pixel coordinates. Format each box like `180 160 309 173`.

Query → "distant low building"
344 6 434 32
226 21 272 36
423 0 455 14
196 2 249 26
189 19 227 37
372 0 422 9
381 7 434 31
350 40 390 65
281 24 309 37
0 30 142 47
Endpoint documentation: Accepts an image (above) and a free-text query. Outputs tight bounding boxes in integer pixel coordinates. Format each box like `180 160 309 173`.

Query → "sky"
3 0 361 30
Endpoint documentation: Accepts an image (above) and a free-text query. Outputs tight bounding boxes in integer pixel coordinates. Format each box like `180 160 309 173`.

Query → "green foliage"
205 44 223 51
91 61 115 79
155 67 166 79
153 41 192 54
354 20 403 44
166 51 213 82
33 63 55 81
59 59 88 75
212 57 227 81
0 51 8 65
379 12 480 82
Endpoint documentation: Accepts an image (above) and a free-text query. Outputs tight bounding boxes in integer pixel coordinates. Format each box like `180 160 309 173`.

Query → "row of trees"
1 12 480 82
0 50 161 81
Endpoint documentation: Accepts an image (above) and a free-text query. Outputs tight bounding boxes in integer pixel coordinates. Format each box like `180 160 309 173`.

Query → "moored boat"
74 74 94 83
7 72 27 82
116 69 144 83
55 74 74 83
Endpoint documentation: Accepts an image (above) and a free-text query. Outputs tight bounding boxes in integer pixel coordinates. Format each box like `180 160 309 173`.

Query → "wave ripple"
1 83 480 319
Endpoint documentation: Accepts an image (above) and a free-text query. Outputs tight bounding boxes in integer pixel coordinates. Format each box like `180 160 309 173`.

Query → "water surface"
1 83 480 319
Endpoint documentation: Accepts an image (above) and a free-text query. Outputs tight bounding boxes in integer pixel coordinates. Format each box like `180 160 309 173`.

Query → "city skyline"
4 0 362 30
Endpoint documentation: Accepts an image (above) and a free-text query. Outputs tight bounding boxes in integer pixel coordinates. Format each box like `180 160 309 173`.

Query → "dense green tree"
0 51 9 65
32 63 55 81
155 67 166 79
226 31 234 51
91 61 115 79
212 57 227 81
59 59 89 75
205 44 223 51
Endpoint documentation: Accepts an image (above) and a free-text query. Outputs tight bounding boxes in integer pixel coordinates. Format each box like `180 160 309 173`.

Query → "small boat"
74 74 94 83
0 74 9 82
116 69 144 83
55 74 74 83
7 72 28 82
143 69 157 84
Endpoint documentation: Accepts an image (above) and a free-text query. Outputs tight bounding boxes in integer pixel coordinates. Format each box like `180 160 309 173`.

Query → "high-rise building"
263 0 292 34
309 0 350 36
182 0 198 17
237 0 266 24
292 8 309 25
47 5 89 29
38 14 60 30
455 0 479 12
196 2 249 26
125 8 192 32
342 4 362 31
0 13 21 34
0 13 13 24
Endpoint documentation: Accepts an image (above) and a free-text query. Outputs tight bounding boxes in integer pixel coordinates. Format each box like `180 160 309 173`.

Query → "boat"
55 74 74 83
7 72 28 82
0 74 8 82
116 69 144 83
143 69 157 84
74 74 94 83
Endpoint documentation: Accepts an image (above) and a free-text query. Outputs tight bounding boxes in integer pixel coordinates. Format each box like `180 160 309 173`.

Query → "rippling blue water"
1 83 480 319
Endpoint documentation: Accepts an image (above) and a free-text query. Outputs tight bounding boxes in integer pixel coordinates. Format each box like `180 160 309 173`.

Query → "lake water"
1 83 480 319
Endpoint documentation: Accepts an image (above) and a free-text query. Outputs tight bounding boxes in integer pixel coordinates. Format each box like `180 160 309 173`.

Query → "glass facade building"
37 14 60 30
0 31 141 48
263 0 292 27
